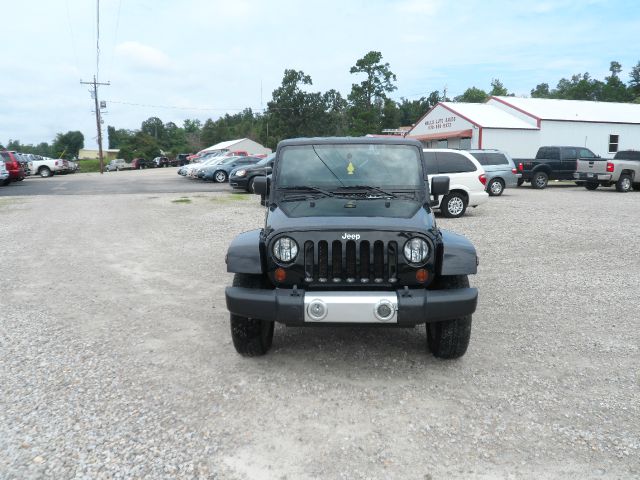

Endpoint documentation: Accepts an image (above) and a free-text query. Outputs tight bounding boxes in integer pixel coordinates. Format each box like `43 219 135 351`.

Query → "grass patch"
210 194 250 203
77 158 104 173
172 197 192 204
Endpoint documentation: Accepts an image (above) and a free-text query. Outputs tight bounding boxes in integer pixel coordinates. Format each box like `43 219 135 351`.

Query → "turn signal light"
415 269 428 283
274 268 287 282
606 162 615 173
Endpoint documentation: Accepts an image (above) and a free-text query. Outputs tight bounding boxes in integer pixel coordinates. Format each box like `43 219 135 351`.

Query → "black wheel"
615 174 632 193
531 171 548 189
214 170 228 183
427 275 472 359
441 192 467 218
487 178 504 196
39 167 52 178
585 182 599 191
517 178 524 187
247 176 255 193
230 274 274 356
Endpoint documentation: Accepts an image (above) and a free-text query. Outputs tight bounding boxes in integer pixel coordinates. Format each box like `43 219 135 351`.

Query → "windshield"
277 144 423 190
256 154 275 166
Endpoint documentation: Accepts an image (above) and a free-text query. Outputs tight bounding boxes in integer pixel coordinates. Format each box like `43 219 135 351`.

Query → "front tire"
441 192 467 218
487 178 504 196
247 176 255 193
214 170 228 183
615 174 632 192
585 182 599 190
230 274 274 356
427 275 472 359
531 171 548 189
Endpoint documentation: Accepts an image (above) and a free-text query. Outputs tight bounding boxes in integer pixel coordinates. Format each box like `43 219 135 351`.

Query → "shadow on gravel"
269 325 446 365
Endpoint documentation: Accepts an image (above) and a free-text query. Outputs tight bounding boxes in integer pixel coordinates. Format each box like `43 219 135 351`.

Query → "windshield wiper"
279 185 335 197
333 185 398 198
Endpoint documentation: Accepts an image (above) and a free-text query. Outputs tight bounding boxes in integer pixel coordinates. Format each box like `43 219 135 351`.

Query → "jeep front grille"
304 240 398 284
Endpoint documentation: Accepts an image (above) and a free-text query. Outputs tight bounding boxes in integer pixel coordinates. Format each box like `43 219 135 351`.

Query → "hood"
265 197 436 235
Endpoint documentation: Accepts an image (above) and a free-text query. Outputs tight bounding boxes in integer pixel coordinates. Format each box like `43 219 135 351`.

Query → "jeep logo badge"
341 233 361 240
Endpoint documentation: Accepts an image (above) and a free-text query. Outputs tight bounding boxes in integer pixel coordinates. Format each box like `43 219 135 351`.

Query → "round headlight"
235 169 247 177
272 237 298 263
403 238 429 264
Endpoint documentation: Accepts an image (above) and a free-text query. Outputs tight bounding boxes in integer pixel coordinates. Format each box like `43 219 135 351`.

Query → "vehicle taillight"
518 162 523 171
606 162 614 173
511 168 517 174
479 174 487 186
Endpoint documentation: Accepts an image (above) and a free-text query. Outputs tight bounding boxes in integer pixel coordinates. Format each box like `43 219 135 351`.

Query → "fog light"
274 268 286 282
307 300 327 321
374 300 395 322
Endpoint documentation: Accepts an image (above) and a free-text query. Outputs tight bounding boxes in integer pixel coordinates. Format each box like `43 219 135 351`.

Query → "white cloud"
115 41 171 71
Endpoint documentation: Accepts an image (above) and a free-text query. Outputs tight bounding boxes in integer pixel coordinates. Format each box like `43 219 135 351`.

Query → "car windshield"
277 144 423 190
256 154 275 166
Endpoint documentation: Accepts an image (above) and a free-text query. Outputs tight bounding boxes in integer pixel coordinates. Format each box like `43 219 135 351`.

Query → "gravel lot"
1 170 639 479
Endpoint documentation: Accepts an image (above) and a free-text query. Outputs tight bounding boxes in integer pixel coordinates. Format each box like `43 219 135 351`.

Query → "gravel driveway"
1 174 638 479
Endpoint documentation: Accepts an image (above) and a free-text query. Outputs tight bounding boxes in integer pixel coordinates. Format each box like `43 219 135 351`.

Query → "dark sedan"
229 154 274 192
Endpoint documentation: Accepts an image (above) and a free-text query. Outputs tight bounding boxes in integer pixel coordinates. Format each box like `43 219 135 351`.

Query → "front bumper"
226 287 478 326
574 172 612 181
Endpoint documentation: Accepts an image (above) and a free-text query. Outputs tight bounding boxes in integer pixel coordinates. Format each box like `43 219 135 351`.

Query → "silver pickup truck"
574 150 640 192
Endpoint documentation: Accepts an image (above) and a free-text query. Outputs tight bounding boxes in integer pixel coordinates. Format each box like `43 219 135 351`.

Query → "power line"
109 0 123 75
96 0 101 81
105 99 264 112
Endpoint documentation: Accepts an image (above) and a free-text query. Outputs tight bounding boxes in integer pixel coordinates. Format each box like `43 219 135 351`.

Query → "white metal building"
407 97 640 158
203 138 271 155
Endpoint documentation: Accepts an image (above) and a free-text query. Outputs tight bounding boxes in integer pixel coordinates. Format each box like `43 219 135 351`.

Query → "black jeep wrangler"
225 137 478 358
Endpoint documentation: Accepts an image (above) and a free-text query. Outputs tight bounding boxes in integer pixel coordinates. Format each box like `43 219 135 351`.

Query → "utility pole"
80 76 110 173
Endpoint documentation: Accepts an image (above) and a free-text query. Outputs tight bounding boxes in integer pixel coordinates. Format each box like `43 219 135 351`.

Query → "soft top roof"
276 136 423 149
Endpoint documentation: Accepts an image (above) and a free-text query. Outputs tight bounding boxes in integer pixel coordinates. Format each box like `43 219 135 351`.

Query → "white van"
423 149 489 218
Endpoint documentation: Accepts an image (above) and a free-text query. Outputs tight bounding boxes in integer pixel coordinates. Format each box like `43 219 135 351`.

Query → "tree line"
5 53 640 160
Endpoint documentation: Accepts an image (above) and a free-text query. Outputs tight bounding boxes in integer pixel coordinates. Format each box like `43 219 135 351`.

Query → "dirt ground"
1 171 638 479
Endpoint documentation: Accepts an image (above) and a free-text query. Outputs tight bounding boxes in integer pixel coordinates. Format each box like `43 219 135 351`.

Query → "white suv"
423 149 489 218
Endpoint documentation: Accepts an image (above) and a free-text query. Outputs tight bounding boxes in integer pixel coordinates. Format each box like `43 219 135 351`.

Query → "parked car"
131 157 154 169
66 159 79 173
202 156 262 183
423 149 488 218
225 137 478 358
15 153 33 176
0 159 10 185
229 154 275 192
30 156 67 177
574 150 640 192
468 149 521 196
175 154 191 166
0 151 25 183
153 156 169 168
106 159 133 171
183 156 220 177
515 146 599 189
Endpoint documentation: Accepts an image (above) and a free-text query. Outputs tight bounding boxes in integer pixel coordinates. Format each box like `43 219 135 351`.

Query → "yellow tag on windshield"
347 162 355 175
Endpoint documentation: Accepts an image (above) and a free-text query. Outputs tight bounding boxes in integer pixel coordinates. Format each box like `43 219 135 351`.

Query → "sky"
1 0 639 149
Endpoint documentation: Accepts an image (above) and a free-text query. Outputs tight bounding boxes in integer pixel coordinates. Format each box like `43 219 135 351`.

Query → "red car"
0 151 25 183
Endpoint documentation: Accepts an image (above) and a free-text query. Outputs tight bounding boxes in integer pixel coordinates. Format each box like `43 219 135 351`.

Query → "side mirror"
253 176 269 195
431 176 450 196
